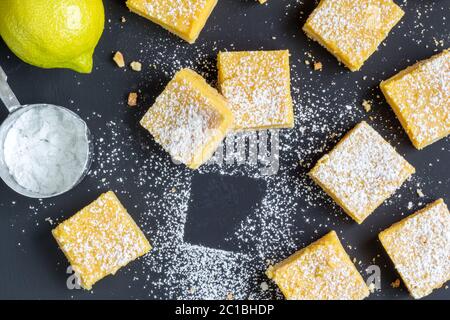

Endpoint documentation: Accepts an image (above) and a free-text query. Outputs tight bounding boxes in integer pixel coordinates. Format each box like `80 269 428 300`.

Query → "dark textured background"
0 0 449 300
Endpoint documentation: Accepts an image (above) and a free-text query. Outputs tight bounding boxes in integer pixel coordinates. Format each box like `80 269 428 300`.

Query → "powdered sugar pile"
3 105 90 196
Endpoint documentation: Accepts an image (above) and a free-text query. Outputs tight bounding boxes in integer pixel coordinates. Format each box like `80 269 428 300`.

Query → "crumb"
433 37 444 47
368 283 376 293
127 92 138 107
226 292 234 300
362 100 372 112
417 189 425 198
391 279 401 288
130 61 142 72
419 235 428 244
313 61 323 71
113 51 125 68
407 201 413 210
44 217 54 225
305 60 310 65
121 16 126 23
170 187 177 193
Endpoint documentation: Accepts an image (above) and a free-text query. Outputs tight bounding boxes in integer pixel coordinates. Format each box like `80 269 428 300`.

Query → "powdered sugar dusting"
381 49 450 149
140 71 226 167
379 199 450 299
304 0 404 70
52 191 151 289
218 50 293 130
136 0 209 31
267 231 370 300
310 122 415 223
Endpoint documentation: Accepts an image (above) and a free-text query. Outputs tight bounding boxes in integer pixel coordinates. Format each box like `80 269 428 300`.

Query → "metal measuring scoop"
0 65 93 198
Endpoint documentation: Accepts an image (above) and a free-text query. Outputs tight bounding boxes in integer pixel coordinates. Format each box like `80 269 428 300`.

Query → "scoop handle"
0 65 21 113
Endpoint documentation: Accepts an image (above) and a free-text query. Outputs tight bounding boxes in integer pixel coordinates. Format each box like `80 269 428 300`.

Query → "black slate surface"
0 0 449 300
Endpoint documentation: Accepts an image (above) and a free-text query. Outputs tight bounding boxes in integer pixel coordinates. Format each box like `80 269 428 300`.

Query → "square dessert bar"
379 199 450 299
266 231 370 300
126 0 218 44
217 50 294 131
303 0 404 71
309 121 415 224
140 68 233 169
52 191 152 290
380 49 450 149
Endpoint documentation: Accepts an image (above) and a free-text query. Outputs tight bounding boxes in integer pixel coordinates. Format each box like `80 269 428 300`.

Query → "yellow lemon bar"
126 0 218 44
217 50 294 131
379 199 450 299
140 68 233 169
303 0 404 71
52 191 151 290
266 231 370 300
380 50 450 149
309 122 415 224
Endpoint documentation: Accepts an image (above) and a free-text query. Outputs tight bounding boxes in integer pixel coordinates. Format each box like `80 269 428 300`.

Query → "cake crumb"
433 37 444 47
362 100 372 112
313 61 323 71
226 292 234 300
305 60 310 65
127 92 138 107
417 189 425 198
368 283 376 293
391 279 401 288
121 16 126 23
130 61 142 72
113 51 125 68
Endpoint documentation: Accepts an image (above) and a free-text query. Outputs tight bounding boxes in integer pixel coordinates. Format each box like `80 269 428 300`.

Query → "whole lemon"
0 0 104 73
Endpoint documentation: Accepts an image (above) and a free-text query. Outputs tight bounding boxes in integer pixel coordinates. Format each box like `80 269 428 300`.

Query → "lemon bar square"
379 199 450 299
309 121 415 224
217 50 294 131
140 68 233 169
380 50 450 150
126 0 218 44
266 231 370 300
303 0 404 71
52 191 152 290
